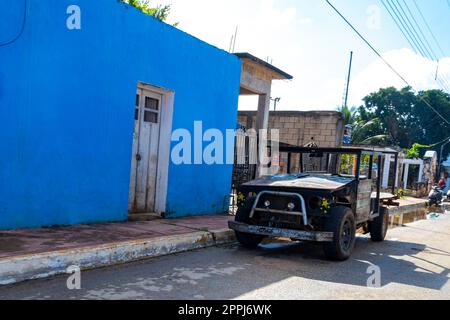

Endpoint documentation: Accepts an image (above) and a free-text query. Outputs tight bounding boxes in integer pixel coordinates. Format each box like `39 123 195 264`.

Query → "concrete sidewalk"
0 215 235 285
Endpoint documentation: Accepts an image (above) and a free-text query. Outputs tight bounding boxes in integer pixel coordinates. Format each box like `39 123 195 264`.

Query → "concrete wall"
238 111 344 174
0 0 241 229
238 111 345 147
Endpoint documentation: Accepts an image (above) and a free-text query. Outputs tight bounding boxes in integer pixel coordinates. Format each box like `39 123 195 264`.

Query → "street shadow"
245 234 450 291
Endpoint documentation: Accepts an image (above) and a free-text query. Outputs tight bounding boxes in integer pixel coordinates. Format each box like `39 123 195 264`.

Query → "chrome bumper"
229 221 334 242
249 191 308 226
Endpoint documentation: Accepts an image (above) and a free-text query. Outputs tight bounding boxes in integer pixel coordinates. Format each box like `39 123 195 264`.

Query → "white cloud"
158 2 450 111
298 17 313 25
349 48 450 107
269 48 450 111
162 0 303 56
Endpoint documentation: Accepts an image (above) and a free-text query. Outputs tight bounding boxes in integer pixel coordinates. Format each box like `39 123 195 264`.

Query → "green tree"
354 86 450 161
351 117 390 145
121 0 173 22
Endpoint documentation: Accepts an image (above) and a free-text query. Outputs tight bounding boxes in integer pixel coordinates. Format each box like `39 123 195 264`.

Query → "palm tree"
336 105 357 125
351 118 391 145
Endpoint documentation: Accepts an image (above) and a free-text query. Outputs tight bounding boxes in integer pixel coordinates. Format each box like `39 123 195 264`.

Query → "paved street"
1 214 449 300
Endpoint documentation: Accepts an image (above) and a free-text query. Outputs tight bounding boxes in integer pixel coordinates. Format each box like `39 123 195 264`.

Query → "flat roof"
234 52 293 80
238 110 343 118
344 145 401 155
274 142 399 156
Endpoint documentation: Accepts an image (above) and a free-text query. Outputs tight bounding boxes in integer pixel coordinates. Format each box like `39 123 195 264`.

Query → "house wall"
0 0 241 229
238 111 345 148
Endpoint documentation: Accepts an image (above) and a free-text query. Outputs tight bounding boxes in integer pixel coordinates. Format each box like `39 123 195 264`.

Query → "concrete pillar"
395 159 400 188
418 162 424 183
403 164 409 189
256 93 271 178
256 93 271 133
382 155 391 189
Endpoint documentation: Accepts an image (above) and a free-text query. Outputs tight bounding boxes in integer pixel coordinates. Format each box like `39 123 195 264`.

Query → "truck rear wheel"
369 207 389 242
323 206 356 261
234 197 264 249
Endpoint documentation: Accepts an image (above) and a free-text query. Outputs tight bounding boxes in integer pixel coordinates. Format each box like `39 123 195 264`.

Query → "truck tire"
234 197 264 249
323 206 356 261
369 207 389 242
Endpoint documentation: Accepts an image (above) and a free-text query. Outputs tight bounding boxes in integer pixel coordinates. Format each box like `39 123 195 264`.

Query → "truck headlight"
309 196 322 210
264 200 271 207
287 203 295 211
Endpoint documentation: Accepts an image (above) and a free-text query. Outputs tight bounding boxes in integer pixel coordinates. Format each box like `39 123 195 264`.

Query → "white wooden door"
129 89 162 213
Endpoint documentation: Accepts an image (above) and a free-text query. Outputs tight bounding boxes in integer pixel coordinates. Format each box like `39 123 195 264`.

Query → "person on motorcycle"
439 177 446 189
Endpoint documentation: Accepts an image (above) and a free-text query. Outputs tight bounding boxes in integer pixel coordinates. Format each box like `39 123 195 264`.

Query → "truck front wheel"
234 197 264 249
323 206 356 261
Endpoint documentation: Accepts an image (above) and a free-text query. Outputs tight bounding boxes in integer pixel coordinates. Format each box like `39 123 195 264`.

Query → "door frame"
129 82 174 215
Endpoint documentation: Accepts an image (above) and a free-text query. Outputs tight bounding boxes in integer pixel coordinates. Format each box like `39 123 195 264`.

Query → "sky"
157 0 450 111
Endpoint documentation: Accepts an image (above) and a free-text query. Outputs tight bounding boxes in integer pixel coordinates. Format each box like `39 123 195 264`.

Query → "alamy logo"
366 5 381 30
67 5 82 30
170 121 280 175
66 265 81 290
366 265 381 288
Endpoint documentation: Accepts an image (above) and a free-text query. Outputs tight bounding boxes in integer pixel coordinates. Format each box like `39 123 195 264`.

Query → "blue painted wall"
0 0 241 229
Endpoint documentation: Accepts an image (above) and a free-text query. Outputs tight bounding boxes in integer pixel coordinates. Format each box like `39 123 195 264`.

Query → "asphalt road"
1 213 449 300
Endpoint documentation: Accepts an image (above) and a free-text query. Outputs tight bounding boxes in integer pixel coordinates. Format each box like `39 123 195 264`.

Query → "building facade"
0 0 242 229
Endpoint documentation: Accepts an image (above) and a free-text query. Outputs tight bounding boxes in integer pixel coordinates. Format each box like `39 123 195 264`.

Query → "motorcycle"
428 185 444 207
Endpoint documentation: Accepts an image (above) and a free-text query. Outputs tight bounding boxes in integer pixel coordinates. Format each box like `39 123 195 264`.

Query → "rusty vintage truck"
229 146 399 261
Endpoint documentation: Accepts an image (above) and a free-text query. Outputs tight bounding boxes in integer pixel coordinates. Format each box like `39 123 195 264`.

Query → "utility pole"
232 26 238 53
271 97 281 111
343 51 354 108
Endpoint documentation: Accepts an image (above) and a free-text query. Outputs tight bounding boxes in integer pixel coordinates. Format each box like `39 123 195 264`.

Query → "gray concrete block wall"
237 111 345 174
238 111 345 148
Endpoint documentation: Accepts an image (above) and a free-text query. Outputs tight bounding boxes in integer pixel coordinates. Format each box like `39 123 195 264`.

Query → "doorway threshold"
128 212 162 222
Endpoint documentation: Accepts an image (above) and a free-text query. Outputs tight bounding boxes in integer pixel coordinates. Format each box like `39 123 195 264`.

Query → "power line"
324 0 450 126
390 0 430 58
383 0 425 56
403 0 450 90
400 0 438 60
412 0 446 57
442 77 450 92
381 0 450 93
382 1 433 84
380 1 417 54
412 0 450 89
413 0 450 90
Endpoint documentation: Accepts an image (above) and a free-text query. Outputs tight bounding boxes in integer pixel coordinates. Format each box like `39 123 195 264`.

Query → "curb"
0 229 236 286
384 202 427 216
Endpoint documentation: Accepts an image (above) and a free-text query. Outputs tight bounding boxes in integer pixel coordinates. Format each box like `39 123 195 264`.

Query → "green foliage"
336 105 357 125
339 154 372 176
121 0 174 22
396 188 407 199
347 87 450 160
351 118 390 145
405 143 433 159
340 154 354 174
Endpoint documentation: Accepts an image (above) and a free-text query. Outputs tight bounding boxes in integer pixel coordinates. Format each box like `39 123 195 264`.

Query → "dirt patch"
0 237 26 253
